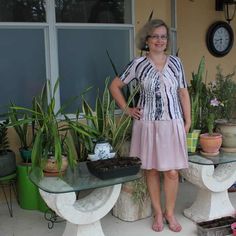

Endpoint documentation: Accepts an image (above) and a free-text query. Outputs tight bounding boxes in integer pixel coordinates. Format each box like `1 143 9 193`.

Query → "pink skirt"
130 119 188 171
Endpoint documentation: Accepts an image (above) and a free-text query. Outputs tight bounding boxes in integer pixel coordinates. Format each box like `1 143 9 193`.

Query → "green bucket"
17 164 48 212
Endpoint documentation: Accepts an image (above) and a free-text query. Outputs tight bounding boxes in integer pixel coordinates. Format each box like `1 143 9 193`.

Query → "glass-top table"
188 151 236 165
30 162 142 194
29 161 142 236
180 151 236 223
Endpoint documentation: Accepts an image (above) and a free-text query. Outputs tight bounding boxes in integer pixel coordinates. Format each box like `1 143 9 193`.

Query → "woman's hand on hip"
126 107 142 120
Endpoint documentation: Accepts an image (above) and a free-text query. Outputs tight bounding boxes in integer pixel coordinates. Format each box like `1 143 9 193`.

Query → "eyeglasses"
147 34 168 40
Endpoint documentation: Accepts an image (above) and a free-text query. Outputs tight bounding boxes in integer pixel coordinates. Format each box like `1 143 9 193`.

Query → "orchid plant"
207 98 224 135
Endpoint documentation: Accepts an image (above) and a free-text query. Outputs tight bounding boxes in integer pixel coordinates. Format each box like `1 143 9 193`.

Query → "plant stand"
180 161 236 222
39 184 122 236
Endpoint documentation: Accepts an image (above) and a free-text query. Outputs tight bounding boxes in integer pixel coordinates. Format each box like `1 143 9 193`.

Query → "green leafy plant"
67 77 137 159
188 56 207 132
204 98 223 135
208 66 236 121
9 79 78 172
9 102 34 150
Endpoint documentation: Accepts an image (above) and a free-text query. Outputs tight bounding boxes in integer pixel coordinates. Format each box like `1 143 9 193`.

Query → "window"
0 28 46 114
0 0 133 115
58 28 131 111
55 0 132 24
0 0 46 22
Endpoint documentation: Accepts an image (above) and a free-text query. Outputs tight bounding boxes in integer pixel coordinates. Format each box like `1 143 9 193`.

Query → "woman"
109 19 191 232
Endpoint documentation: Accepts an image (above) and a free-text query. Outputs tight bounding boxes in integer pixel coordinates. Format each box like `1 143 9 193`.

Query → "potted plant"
0 119 16 177
187 56 206 153
211 66 236 152
9 102 35 163
10 79 78 175
199 95 223 156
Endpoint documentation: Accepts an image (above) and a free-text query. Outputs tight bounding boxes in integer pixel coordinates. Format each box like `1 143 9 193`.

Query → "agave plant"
67 77 138 159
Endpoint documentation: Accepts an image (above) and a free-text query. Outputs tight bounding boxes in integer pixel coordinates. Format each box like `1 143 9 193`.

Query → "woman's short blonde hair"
136 19 170 51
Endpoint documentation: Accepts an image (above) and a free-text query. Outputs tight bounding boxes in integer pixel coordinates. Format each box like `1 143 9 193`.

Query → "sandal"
164 213 182 232
152 214 164 232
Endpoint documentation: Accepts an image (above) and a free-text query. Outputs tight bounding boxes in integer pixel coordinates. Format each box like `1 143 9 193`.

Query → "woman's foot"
152 213 164 232
164 213 182 232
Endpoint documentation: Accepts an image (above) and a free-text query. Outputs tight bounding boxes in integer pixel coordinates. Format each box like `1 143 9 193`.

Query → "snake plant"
67 77 138 158
189 56 206 132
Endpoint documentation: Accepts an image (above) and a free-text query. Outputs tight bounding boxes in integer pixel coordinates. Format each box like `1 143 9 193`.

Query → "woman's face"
146 26 168 53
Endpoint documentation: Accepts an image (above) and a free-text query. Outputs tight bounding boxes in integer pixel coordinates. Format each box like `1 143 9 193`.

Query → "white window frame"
0 0 135 113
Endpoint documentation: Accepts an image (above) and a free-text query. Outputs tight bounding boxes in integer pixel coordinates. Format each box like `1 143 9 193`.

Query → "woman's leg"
163 170 182 232
145 169 163 232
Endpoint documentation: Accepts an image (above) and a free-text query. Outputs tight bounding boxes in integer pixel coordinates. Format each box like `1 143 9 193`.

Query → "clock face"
213 27 230 52
206 21 234 57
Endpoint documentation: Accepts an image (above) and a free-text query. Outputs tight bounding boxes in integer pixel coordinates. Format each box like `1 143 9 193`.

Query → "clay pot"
199 133 222 156
43 156 68 175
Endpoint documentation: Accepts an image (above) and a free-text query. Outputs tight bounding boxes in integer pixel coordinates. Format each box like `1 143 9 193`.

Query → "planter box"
197 216 236 236
87 157 141 180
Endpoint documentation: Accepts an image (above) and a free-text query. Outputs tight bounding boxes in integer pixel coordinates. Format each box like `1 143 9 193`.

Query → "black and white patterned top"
119 55 187 121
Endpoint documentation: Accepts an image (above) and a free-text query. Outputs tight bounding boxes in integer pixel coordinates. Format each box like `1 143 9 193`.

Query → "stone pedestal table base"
180 162 236 222
40 184 122 236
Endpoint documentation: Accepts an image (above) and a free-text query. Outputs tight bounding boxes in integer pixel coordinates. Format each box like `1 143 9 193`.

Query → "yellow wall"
135 0 171 55
135 0 236 83
178 0 236 83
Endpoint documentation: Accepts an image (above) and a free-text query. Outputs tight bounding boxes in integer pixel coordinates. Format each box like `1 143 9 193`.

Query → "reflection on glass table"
188 152 236 165
180 152 236 222
30 161 142 236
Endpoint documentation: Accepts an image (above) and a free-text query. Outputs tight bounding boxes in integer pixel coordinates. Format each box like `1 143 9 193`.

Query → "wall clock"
206 21 234 57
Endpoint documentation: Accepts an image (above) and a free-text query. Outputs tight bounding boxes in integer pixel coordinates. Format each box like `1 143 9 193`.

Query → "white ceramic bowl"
87 154 100 161
109 152 116 158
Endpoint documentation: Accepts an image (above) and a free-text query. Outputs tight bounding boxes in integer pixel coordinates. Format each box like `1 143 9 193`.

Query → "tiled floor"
0 181 235 236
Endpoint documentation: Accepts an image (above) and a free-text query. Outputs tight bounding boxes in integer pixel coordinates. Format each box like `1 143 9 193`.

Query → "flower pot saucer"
43 171 66 177
200 150 219 157
220 147 236 153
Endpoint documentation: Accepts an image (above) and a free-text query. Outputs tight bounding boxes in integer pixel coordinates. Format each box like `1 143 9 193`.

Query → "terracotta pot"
199 133 222 155
43 156 68 174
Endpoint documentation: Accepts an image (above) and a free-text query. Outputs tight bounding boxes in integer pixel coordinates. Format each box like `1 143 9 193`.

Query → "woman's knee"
145 169 159 178
164 170 179 180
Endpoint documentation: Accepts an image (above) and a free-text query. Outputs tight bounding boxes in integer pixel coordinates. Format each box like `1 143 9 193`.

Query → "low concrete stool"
0 173 17 217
